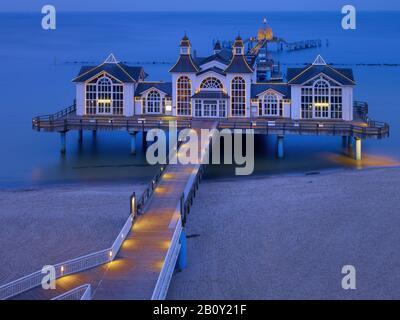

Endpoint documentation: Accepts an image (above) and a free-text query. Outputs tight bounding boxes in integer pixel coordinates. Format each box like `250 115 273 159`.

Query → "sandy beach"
0 182 145 285
167 167 400 299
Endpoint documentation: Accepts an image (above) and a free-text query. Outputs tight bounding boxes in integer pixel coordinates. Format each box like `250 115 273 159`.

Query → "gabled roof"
72 61 145 83
196 67 226 76
195 50 232 66
287 56 355 85
192 91 229 99
169 54 199 73
251 83 290 98
224 55 254 74
135 82 172 97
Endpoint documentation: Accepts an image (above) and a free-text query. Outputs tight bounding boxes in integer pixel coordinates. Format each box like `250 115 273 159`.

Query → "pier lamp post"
130 192 137 217
165 100 172 114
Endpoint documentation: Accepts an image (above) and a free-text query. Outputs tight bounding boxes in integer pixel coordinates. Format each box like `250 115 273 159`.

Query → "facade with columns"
73 35 355 121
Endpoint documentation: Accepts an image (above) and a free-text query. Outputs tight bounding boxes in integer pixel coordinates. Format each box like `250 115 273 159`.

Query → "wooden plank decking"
13 121 216 300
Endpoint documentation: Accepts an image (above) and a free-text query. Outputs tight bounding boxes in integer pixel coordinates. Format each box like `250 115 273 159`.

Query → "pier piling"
78 129 83 143
60 132 66 154
342 136 348 148
130 132 137 155
277 135 284 158
355 137 362 161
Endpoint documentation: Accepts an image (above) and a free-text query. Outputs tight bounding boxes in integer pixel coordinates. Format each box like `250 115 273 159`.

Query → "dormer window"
235 47 243 55
180 47 190 55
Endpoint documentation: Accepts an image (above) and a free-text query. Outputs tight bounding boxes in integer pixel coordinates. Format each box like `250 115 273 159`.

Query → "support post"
347 136 352 147
92 130 97 140
177 228 187 271
60 132 66 154
129 132 137 155
78 129 83 143
342 136 348 148
355 137 362 161
277 135 284 159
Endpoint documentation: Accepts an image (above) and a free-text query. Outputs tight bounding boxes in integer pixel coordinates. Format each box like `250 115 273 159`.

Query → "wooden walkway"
13 120 216 300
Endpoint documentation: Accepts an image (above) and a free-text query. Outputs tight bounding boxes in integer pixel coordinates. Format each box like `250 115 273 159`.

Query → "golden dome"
257 17 273 41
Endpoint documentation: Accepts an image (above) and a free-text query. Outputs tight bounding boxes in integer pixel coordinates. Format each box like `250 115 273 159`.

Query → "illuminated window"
263 93 278 116
85 84 96 115
231 77 246 117
97 77 112 114
85 75 123 115
301 87 313 119
200 77 223 90
177 76 191 116
194 100 202 117
112 84 123 115
219 100 226 117
330 88 343 119
313 79 330 118
146 90 161 113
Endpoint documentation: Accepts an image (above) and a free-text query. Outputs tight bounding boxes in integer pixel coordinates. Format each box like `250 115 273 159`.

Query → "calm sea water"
0 11 399 187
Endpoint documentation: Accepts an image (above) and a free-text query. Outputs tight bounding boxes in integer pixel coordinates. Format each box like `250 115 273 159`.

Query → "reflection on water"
0 11 399 187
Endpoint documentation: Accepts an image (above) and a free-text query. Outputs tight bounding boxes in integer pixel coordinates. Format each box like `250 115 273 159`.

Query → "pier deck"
32 102 389 140
13 121 214 300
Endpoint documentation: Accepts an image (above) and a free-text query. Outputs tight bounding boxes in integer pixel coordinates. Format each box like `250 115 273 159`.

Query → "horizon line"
1 9 400 13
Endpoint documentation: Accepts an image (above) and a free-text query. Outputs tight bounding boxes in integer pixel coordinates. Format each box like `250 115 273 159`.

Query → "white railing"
151 212 182 300
0 214 134 300
52 284 92 300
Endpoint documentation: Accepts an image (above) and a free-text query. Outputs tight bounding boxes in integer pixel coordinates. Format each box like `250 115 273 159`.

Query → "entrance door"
203 100 218 118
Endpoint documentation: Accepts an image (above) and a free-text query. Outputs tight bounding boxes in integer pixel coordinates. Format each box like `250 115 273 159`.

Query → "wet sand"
0 182 145 285
167 167 400 300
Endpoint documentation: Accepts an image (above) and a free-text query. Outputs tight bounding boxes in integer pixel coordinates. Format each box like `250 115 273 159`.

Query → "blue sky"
1 0 399 12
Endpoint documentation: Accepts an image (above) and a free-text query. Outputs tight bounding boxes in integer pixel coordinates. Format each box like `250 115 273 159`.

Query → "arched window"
200 77 223 90
263 93 278 116
146 90 161 113
231 77 246 116
97 77 112 114
177 76 191 116
85 75 124 115
313 79 330 118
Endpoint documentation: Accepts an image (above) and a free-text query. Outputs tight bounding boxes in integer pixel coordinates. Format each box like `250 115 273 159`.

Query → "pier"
32 101 389 160
2 121 215 300
0 102 389 300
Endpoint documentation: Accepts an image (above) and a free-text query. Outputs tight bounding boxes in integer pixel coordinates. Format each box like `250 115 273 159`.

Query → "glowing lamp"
165 103 172 112
130 192 137 217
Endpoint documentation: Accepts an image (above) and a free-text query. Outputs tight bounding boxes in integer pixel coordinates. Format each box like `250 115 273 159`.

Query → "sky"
0 0 399 12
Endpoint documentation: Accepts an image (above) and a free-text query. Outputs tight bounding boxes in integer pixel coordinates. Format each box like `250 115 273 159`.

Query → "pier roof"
169 54 199 73
195 49 232 66
192 90 229 99
135 82 172 96
73 62 145 83
251 83 290 98
224 55 254 74
196 67 226 76
287 64 355 85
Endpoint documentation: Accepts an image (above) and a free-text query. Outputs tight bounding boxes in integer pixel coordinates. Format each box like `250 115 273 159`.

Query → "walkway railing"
0 214 134 300
151 217 182 300
32 114 192 132
0 148 173 300
137 164 167 215
52 284 91 300
218 118 389 138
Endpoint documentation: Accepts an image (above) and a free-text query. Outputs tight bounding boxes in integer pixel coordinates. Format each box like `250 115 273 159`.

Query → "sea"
0 11 399 187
